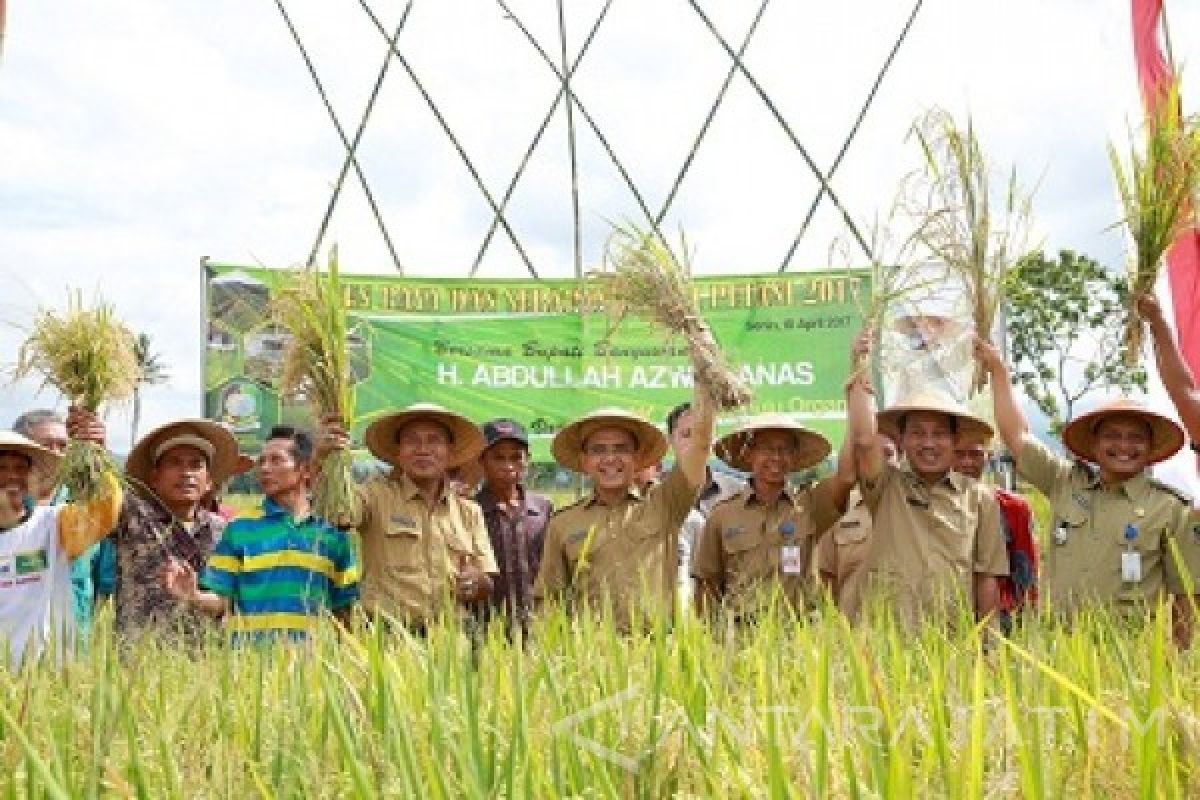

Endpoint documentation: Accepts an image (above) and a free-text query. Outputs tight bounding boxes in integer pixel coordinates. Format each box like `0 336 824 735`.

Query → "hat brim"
876 404 994 441
552 411 667 472
0 435 60 477
1062 407 1184 465
126 419 241 493
715 425 831 473
365 408 485 469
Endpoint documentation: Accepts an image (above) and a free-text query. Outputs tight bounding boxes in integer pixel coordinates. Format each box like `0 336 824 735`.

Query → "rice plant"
273 246 361 523
907 110 1036 394
11 290 138 502
1109 81 1200 366
3 599 1197 797
598 222 752 410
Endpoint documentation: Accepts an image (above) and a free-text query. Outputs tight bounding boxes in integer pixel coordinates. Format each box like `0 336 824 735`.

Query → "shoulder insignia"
710 493 743 513
1147 478 1193 507
551 496 590 517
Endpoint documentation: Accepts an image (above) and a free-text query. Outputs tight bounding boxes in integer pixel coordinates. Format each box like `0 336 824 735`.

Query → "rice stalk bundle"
908 109 1035 394
273 247 361 523
1109 83 1200 366
13 290 138 503
599 223 752 409
835 197 934 377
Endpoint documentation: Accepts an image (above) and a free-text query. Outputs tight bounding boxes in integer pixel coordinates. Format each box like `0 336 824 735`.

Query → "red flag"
1131 0 1200 378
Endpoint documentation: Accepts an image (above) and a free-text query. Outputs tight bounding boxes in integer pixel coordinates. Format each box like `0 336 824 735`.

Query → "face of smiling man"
581 427 638 494
1089 414 1153 480
898 411 957 480
0 452 33 523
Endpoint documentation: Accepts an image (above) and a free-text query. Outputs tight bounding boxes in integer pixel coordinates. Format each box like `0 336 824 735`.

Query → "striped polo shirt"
201 498 359 641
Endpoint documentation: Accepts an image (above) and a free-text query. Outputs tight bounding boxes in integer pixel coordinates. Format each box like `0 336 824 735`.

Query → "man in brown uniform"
110 419 239 642
692 414 850 619
816 431 898 619
319 404 498 631
977 338 1200 645
535 390 715 630
847 362 1009 626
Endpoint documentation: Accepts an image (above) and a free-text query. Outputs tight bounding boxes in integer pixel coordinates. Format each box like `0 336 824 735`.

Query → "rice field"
2 598 1197 798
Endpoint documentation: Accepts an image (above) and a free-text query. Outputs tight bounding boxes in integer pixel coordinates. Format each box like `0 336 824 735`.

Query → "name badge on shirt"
781 545 803 575
1121 551 1142 583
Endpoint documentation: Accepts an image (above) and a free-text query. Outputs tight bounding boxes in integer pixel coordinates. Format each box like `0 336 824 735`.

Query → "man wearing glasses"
534 347 716 631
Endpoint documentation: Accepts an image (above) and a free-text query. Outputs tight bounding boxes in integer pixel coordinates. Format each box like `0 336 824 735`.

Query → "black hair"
666 402 692 435
267 425 315 464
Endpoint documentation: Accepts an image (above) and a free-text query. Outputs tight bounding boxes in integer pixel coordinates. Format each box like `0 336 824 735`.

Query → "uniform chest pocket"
720 529 765 578
563 527 600 567
1050 506 1089 545
383 526 422 568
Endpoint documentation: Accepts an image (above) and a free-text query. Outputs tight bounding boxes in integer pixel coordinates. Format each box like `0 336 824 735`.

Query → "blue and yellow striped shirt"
201 498 359 641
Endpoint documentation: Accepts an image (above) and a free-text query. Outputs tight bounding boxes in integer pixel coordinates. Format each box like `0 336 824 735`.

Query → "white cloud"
2 0 1198 450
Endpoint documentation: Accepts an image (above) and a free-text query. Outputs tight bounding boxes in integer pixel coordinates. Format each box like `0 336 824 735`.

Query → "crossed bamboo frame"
274 0 926 278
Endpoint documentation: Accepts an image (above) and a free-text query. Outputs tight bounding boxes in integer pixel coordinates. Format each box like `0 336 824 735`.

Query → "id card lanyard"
780 519 804 575
1121 524 1142 584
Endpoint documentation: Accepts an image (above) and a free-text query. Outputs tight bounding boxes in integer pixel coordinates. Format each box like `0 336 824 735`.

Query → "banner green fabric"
203 263 868 463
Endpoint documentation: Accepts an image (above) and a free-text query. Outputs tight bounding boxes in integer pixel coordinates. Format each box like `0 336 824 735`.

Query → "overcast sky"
2 0 1198 453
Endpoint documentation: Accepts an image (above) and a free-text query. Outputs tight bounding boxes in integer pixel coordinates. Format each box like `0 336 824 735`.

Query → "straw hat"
715 414 831 472
364 403 484 469
126 419 240 491
551 407 667 472
876 389 994 441
0 432 61 476
1062 398 1184 465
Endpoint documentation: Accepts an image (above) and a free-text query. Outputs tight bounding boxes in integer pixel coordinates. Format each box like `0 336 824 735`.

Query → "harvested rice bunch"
14 291 137 502
274 247 361 523
908 109 1034 394
1110 83 1200 365
601 223 752 410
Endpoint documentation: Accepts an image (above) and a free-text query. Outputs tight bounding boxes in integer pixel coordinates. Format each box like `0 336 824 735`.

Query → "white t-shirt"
0 506 76 668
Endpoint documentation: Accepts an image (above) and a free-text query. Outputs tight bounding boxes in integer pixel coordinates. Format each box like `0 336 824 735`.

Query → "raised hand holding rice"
600 223 752 410
273 247 362 523
13 291 137 503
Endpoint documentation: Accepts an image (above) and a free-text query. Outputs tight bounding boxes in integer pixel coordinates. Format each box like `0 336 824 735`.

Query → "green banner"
203 263 869 463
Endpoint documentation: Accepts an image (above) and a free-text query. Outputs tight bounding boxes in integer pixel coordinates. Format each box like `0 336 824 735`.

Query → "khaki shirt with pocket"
692 481 840 616
534 466 698 628
1017 435 1200 614
349 471 498 626
859 464 1008 624
815 489 874 619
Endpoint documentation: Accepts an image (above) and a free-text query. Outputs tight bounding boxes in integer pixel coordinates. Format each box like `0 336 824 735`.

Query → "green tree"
131 332 169 443
1004 250 1146 432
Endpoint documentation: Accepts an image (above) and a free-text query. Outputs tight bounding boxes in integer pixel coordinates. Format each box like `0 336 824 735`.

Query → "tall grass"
2 600 1197 797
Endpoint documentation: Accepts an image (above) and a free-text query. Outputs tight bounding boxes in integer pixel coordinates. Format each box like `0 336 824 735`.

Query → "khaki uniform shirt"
691 481 840 616
815 489 874 619
859 464 1008 624
1017 436 1200 614
350 471 498 626
535 466 698 629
